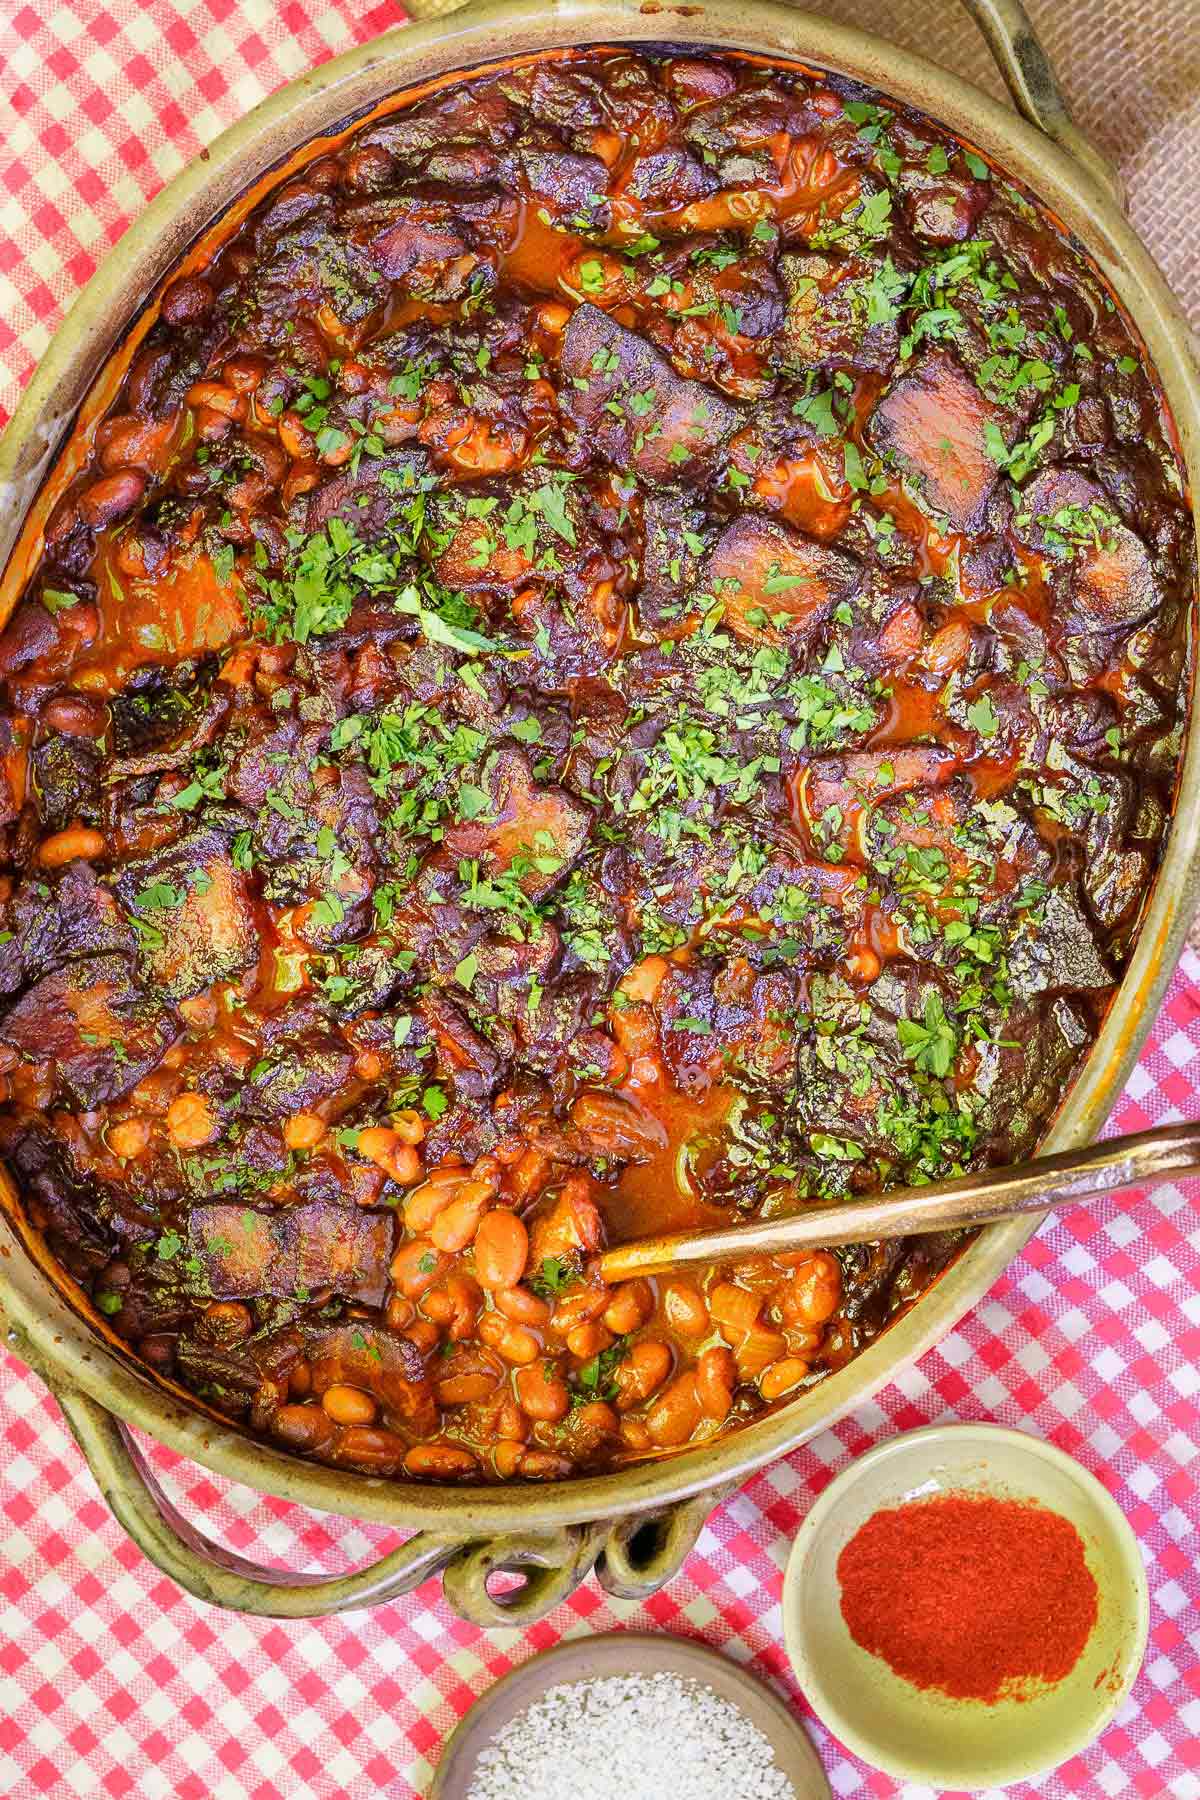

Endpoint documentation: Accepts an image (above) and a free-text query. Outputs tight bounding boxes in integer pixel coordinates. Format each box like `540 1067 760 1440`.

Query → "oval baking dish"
0 0 1195 1626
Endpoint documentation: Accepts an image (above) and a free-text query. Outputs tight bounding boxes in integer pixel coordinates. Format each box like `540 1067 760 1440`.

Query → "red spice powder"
836 1492 1099 1703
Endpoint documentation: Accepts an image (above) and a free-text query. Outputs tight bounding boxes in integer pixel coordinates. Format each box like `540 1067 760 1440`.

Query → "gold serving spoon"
596 1121 1200 1283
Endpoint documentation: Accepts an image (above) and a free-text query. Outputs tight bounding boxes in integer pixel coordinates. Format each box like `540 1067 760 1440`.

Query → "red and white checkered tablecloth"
1 3 1198 1797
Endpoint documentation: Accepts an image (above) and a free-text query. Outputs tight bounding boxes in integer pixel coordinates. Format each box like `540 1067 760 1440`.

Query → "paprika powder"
836 1492 1099 1703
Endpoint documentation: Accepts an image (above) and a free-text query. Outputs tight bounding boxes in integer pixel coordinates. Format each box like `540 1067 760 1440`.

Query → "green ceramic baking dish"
0 0 1195 1627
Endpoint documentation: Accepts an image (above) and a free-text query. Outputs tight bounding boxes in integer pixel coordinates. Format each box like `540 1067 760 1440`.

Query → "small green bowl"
783 1423 1149 1789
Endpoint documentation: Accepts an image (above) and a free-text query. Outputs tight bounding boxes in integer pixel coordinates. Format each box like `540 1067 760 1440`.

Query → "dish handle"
32 1367 723 1625
398 0 1124 210
957 0 1124 207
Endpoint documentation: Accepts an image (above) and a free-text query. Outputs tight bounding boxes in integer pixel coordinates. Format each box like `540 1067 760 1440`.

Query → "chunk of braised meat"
442 746 591 899
705 515 861 647
559 304 742 483
1013 465 1160 634
193 1200 394 1304
0 954 178 1108
0 860 134 998
116 823 260 1000
869 350 1014 532
779 251 902 374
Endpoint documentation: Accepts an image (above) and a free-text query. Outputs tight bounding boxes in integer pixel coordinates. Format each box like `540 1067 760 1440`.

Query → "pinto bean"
565 1320 614 1360
273 1403 335 1452
430 1191 488 1253
186 381 247 422
44 694 106 737
423 1274 482 1342
473 1209 529 1290
385 1294 414 1331
160 276 214 325
284 1111 325 1150
493 1397 528 1442
37 825 105 868
404 1443 478 1478
283 460 320 505
662 1280 709 1337
336 1427 407 1473
493 1440 525 1477
645 1373 703 1448
602 1279 654 1335
44 496 80 546
434 1363 498 1404
78 468 147 530
390 1108 426 1146
321 1384 377 1426
357 1126 421 1187
574 1400 619 1436
478 1315 539 1365
515 1361 570 1422
404 1170 468 1233
58 600 99 648
495 1285 550 1328
389 1238 447 1298
695 1346 736 1420
222 355 267 394
550 1286 609 1335
779 1251 842 1326
278 411 316 460
613 1339 673 1410
515 1450 571 1480
759 1356 811 1401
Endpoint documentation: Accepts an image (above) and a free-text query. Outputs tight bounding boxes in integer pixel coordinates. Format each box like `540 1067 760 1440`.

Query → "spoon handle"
595 1121 1200 1283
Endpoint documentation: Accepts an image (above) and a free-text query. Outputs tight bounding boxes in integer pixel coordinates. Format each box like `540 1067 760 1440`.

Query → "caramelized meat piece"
117 825 259 1000
560 303 741 482
869 349 1008 530
192 1201 394 1303
1015 465 1159 631
0 861 134 998
443 746 590 897
0 954 177 1107
779 252 901 373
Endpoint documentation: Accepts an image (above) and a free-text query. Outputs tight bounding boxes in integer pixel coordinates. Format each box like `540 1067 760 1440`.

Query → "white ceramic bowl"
783 1423 1149 1789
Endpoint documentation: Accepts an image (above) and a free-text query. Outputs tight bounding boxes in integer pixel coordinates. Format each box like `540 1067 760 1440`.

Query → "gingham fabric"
0 4 1197 1797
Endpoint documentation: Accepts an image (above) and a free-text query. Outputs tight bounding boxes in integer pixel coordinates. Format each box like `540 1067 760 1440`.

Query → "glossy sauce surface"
0 48 1192 1482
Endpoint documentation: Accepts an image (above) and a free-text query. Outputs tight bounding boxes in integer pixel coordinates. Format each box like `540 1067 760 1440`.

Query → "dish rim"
0 0 1194 1540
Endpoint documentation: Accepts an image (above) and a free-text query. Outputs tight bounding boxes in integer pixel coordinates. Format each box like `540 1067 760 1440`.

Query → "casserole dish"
0 0 1195 1627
